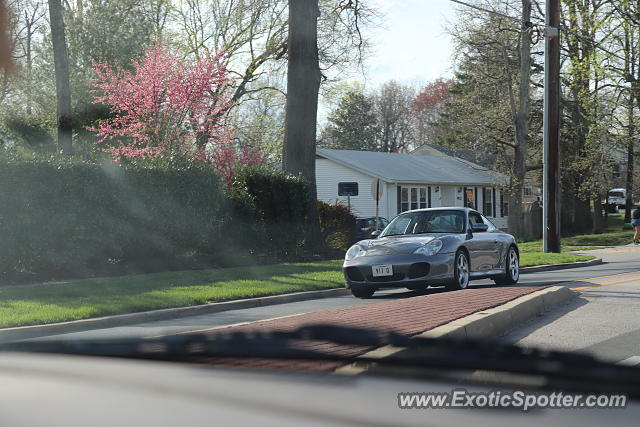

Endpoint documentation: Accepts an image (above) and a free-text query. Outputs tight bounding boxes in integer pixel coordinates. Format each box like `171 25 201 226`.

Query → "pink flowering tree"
90 45 263 185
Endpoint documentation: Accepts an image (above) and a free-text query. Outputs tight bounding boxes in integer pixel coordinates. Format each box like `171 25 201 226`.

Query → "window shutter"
428 186 432 208
397 186 401 215
492 188 496 217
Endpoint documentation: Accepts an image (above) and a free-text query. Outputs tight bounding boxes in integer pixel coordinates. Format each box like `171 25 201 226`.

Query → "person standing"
632 207 640 244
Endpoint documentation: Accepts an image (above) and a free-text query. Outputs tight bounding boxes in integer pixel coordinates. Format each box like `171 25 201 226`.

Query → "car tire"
351 287 375 298
493 246 519 285
446 250 470 291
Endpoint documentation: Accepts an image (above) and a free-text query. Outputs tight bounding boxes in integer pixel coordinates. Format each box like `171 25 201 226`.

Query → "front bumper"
342 253 454 290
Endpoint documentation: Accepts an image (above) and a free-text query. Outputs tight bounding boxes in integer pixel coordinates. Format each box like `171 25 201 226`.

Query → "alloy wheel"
508 249 519 281
456 252 469 289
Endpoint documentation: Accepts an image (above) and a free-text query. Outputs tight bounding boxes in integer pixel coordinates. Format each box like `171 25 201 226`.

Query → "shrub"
230 165 309 257
1 114 56 152
0 156 224 280
0 155 312 282
317 200 356 251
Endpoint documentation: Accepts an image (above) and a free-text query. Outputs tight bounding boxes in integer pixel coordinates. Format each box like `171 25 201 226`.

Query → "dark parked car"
355 217 389 240
343 207 519 298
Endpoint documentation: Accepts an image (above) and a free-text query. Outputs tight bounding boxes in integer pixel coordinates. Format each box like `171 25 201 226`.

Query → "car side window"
469 212 483 228
480 214 498 232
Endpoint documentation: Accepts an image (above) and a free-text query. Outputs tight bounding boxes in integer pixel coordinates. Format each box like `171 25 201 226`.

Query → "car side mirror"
371 230 382 238
471 223 489 233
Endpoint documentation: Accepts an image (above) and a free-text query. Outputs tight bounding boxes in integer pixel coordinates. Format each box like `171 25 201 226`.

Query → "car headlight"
345 244 366 261
414 239 443 256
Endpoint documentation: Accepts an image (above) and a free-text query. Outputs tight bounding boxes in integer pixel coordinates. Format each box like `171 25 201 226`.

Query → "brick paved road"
198 286 545 371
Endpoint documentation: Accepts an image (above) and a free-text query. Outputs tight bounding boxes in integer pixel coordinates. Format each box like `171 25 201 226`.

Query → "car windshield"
380 210 465 236
3 1 640 421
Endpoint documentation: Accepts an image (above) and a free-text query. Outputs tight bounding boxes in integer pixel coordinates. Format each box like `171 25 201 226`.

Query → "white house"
316 148 510 229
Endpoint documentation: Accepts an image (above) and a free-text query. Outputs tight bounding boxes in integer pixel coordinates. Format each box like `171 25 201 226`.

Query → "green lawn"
0 261 344 329
519 252 593 268
518 213 631 252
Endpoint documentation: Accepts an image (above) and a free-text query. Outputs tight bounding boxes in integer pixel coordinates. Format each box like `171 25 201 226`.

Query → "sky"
365 0 457 87
318 0 457 122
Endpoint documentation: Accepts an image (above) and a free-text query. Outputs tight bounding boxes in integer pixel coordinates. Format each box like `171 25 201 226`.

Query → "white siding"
385 182 397 219
316 158 392 219
315 157 509 229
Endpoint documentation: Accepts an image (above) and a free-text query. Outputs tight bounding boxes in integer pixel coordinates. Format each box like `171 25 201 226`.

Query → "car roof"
400 207 474 215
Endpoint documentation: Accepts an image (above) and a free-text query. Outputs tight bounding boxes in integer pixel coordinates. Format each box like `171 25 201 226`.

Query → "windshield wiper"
2 325 639 396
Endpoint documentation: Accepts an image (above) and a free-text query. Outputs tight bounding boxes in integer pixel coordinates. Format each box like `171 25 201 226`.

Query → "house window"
500 193 509 217
401 187 409 212
411 188 418 210
483 188 493 217
400 186 430 212
464 187 475 209
523 179 533 197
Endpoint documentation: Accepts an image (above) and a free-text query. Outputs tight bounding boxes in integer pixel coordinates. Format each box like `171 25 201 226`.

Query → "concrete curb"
0 288 349 342
520 257 602 273
416 285 577 339
336 286 577 374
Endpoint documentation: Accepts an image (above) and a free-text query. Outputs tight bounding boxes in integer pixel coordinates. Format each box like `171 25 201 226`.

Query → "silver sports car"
343 207 520 298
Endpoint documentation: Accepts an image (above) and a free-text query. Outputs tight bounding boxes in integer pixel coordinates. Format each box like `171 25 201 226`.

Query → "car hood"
359 235 438 256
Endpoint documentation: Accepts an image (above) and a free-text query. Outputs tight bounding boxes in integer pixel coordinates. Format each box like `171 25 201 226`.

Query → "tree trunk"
0 0 11 71
574 197 592 233
48 0 73 155
592 197 603 234
625 94 635 223
507 0 532 238
560 185 575 234
283 0 323 251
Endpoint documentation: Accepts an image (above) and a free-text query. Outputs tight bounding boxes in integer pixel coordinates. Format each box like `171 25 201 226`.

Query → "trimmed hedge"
0 158 224 280
230 165 309 257
0 157 312 282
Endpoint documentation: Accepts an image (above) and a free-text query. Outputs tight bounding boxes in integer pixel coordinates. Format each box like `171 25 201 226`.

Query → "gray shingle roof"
317 148 508 185
412 143 499 169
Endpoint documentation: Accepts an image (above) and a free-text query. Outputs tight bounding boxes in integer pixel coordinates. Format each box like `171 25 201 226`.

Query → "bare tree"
374 80 415 152
176 0 377 105
609 0 640 223
47 0 72 154
440 0 537 237
508 0 532 237
20 1 45 114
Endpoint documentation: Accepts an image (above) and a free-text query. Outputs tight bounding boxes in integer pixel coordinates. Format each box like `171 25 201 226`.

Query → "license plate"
372 264 393 277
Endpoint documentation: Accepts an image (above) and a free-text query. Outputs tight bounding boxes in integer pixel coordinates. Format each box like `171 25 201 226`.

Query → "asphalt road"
501 246 640 366
40 246 640 352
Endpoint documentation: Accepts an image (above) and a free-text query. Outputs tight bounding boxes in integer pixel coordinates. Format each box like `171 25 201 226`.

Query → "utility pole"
543 0 561 253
